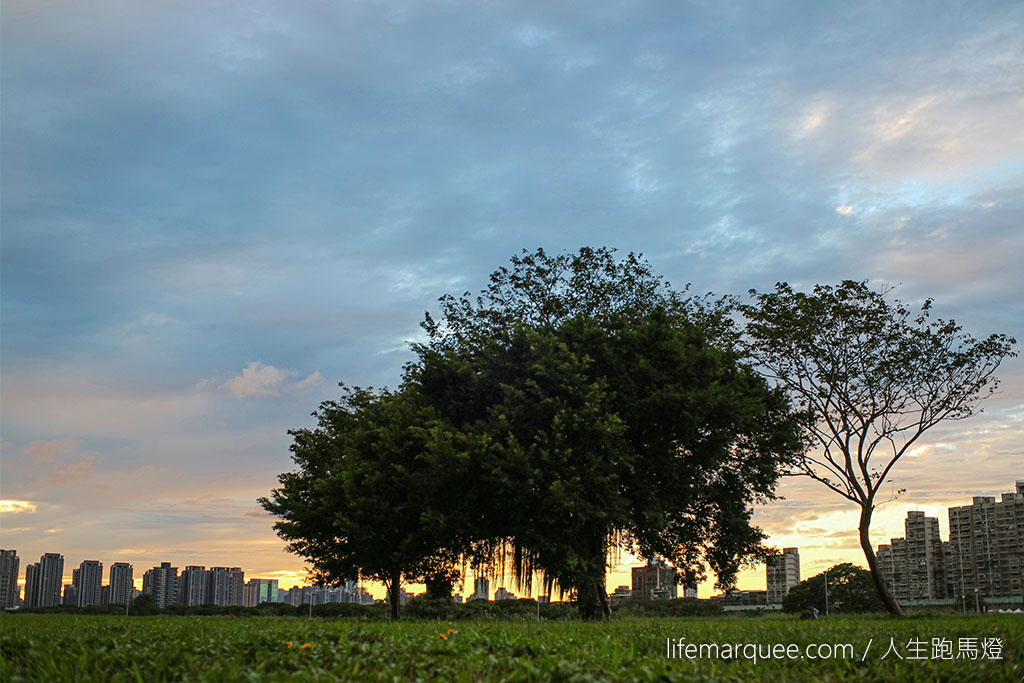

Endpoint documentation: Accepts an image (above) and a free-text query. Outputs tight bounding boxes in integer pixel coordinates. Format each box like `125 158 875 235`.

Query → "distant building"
63 583 78 606
494 587 516 601
179 566 209 606
24 553 64 608
206 567 244 606
681 583 698 599
712 589 768 607
631 558 677 600
469 576 490 601
0 549 19 608
142 562 179 608
108 563 134 605
242 578 280 607
284 582 371 606
877 511 945 601
608 585 633 604
766 548 800 604
73 560 104 607
946 481 1024 599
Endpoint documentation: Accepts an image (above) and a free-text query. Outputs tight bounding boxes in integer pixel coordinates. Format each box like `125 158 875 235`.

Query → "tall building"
73 560 104 607
142 562 178 608
494 587 516 601
946 481 1024 599
207 567 244 606
877 511 945 601
179 566 209 606
766 547 800 604
470 576 490 601
24 553 64 608
63 583 79 606
108 563 134 605
242 578 279 607
631 558 678 600
0 549 19 607
24 563 37 608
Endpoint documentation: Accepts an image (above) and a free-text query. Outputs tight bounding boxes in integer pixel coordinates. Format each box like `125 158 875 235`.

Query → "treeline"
9 597 725 620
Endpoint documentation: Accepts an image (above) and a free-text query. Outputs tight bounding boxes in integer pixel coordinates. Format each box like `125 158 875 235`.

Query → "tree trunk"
576 536 611 620
388 570 402 621
859 505 904 617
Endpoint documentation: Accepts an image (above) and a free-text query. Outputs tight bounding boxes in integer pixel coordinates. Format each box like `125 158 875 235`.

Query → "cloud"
24 439 79 463
221 362 295 397
43 456 95 487
206 362 322 398
0 500 37 514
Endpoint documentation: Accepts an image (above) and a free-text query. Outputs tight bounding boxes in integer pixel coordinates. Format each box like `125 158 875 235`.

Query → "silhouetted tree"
743 281 1016 616
411 247 803 619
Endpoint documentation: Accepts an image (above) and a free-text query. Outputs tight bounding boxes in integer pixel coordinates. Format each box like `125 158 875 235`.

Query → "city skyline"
2 1 1022 601
4 479 1020 603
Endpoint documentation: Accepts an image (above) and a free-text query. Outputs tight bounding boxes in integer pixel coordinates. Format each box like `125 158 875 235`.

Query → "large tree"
411 247 803 619
258 386 462 619
742 281 1016 616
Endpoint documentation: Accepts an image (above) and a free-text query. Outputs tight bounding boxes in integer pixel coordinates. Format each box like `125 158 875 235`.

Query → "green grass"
1 613 1021 681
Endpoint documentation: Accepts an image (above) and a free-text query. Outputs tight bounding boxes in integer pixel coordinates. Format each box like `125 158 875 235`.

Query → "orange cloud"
24 439 79 463
0 500 37 514
43 456 95 486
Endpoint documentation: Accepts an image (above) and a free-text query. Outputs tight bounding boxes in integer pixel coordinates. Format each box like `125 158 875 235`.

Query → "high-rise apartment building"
207 567 244 606
179 566 209 606
631 558 678 600
242 578 279 607
877 511 945 601
494 587 516 601
766 547 800 604
946 481 1024 599
470 576 490 601
0 549 19 607
142 562 179 608
108 563 134 605
24 553 64 608
73 560 104 607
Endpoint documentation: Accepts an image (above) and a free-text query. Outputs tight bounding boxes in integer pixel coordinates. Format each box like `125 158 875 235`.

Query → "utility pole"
824 569 829 616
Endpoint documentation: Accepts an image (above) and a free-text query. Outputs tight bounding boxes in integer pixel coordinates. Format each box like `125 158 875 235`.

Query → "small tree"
782 563 884 614
742 281 1016 616
128 593 158 616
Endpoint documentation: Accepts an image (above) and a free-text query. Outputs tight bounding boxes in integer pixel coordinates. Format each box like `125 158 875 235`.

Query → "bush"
404 596 461 620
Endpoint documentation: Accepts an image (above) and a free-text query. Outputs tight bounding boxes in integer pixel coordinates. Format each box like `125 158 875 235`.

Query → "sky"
2 0 1022 600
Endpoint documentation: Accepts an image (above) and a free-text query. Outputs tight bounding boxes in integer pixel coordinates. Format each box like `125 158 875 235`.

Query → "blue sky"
2 0 1022 597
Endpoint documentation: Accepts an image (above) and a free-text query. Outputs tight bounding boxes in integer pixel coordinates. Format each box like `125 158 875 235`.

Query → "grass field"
1 613 1020 681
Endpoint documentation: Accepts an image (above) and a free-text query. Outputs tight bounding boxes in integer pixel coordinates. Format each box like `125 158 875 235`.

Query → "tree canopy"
410 247 804 618
742 281 1017 616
